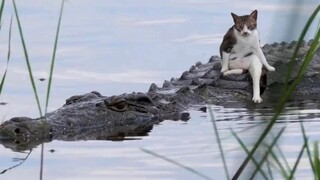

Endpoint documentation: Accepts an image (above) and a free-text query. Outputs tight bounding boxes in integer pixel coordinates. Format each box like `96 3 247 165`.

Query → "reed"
0 0 9 95
11 1 66 179
12 0 43 116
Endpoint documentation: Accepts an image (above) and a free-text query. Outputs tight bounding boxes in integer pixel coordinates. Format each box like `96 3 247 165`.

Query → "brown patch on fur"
219 27 236 57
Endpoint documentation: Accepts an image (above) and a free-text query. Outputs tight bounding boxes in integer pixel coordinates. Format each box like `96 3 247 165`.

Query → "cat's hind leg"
256 47 275 71
248 55 263 103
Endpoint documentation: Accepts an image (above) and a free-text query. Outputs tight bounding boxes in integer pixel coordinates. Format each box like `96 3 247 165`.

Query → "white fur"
230 26 275 71
242 25 250 36
223 69 244 76
222 25 275 103
221 51 230 73
248 55 263 103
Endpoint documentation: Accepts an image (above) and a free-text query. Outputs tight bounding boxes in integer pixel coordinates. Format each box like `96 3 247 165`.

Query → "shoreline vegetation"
0 0 319 179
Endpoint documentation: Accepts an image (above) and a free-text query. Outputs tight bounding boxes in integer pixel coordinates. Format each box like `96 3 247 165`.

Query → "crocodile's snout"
0 124 19 140
0 118 45 142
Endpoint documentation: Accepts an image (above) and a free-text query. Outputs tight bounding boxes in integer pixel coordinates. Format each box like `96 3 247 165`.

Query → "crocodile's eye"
109 99 128 112
14 128 20 134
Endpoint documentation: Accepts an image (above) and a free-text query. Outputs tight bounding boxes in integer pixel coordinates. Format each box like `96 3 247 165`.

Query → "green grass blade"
230 129 269 180
0 0 6 31
279 6 320 115
249 126 286 180
0 16 12 95
288 141 307 180
286 30 320 99
141 148 212 180
314 141 320 180
209 107 230 180
286 16 320 180
299 120 315 175
221 122 265 142
232 5 320 179
12 0 42 116
268 133 292 177
232 116 279 179
281 5 320 95
315 16 320 36
41 2 66 178
0 0 5 23
266 159 274 180
269 148 289 179
274 140 292 174
45 0 65 113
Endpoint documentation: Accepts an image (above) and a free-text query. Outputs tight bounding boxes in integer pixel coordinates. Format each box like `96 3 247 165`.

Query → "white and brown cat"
219 10 275 103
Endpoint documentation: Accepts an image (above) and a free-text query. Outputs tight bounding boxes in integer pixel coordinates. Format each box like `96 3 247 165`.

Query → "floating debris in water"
199 106 207 113
49 149 55 153
0 102 8 105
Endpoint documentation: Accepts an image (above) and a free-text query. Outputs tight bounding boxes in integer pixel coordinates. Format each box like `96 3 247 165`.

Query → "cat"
219 10 275 103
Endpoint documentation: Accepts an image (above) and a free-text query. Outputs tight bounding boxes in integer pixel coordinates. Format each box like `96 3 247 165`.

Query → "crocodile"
0 40 319 151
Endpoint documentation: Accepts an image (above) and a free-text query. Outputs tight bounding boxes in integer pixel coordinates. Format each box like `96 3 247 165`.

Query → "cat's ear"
231 13 238 23
250 10 258 20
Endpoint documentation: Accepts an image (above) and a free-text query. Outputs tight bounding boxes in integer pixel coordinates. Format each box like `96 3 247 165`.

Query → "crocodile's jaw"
0 119 52 143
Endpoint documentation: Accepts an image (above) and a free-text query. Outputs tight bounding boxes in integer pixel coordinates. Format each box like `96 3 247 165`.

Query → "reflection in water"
0 116 183 152
0 150 31 175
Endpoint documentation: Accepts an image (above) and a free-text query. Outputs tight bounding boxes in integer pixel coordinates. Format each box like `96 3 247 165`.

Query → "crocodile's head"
0 91 178 148
54 91 163 130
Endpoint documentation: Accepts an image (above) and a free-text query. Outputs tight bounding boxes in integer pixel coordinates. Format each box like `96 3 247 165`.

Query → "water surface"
0 0 319 179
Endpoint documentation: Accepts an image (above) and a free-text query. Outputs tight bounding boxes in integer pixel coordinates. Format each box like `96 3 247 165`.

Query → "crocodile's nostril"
14 128 20 134
15 139 20 144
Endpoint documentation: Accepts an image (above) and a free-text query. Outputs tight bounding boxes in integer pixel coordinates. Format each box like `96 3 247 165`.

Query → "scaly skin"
0 40 319 151
0 92 165 143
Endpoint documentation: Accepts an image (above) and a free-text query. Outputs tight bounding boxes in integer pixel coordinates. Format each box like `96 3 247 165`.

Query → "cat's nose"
243 32 249 36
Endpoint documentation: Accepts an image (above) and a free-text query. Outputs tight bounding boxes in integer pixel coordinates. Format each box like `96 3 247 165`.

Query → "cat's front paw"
223 71 230 76
223 70 235 76
252 96 263 103
266 66 275 71
221 67 228 73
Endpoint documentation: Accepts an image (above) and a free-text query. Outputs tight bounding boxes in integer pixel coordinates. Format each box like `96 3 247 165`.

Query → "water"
1 100 320 180
0 0 319 179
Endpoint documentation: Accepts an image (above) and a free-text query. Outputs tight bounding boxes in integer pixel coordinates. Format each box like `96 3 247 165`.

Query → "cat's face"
231 10 257 37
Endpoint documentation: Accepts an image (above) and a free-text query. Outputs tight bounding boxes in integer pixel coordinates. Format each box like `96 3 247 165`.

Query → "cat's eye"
235 26 242 32
108 99 128 112
248 24 256 30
